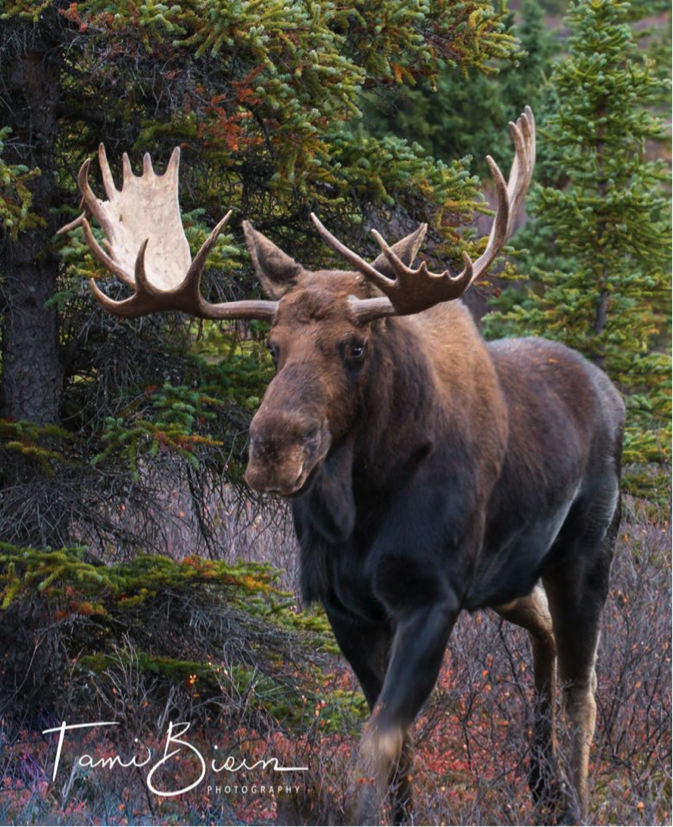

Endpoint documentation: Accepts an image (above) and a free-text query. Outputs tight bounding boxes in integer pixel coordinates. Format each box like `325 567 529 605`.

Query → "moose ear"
371 223 427 277
243 221 303 299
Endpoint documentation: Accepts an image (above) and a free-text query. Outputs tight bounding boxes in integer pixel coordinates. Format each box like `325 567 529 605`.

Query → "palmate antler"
311 106 536 323
58 145 277 321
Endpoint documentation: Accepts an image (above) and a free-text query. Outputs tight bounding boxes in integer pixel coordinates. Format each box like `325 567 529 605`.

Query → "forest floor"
0 489 669 827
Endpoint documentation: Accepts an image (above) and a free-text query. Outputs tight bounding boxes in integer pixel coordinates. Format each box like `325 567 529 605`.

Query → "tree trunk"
0 21 68 548
1 32 62 425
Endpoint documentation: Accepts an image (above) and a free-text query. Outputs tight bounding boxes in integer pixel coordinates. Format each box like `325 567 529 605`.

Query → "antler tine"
505 107 535 235
133 238 160 296
312 107 535 323
176 210 235 311
166 146 181 182
310 213 396 294
465 153 511 287
121 152 134 183
185 210 234 294
98 143 118 200
77 158 111 232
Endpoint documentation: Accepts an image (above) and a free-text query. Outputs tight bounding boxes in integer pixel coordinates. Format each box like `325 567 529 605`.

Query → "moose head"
60 109 535 501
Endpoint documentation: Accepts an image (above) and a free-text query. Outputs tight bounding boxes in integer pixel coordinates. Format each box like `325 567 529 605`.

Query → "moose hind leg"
494 585 562 817
543 486 620 824
544 592 602 825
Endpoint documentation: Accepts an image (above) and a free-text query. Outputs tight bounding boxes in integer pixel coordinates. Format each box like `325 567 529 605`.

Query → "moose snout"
245 413 329 496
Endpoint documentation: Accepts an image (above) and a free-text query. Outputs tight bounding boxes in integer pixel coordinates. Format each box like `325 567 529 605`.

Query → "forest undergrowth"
0 485 669 826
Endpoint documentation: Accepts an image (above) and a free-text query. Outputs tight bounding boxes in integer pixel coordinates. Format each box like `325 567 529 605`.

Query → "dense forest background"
0 0 670 825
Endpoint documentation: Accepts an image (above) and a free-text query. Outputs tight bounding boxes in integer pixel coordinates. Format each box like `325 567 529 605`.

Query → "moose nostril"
304 425 320 443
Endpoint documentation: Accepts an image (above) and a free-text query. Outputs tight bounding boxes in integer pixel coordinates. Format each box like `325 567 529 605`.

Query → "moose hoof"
355 780 381 826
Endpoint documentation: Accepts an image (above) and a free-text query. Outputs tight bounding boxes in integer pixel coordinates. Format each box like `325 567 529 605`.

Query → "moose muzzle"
245 411 330 497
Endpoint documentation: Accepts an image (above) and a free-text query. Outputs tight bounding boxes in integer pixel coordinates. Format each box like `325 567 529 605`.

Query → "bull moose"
60 107 625 825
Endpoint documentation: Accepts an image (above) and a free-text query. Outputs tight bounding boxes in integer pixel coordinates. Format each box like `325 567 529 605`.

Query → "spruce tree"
363 0 554 177
485 0 671 495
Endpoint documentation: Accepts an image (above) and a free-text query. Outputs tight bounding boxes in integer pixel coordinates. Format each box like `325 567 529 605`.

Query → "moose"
60 108 625 825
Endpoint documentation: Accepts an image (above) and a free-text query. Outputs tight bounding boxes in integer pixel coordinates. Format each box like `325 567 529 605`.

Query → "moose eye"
268 343 279 367
343 340 366 362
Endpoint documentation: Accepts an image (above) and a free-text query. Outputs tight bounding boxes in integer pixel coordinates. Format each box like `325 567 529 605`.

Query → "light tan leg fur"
495 585 565 820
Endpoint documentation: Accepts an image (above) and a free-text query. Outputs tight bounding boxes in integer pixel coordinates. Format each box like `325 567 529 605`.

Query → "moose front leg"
323 599 414 825
356 596 460 825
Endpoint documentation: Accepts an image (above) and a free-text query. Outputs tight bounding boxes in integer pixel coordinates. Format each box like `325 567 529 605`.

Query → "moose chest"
328 542 388 623
293 467 476 624
293 488 392 623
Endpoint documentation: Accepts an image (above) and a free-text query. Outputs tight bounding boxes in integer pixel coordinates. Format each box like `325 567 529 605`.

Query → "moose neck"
351 316 446 491
338 300 507 489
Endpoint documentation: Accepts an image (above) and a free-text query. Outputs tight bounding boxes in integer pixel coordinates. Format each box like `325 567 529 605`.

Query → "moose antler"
311 106 536 322
58 145 278 321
